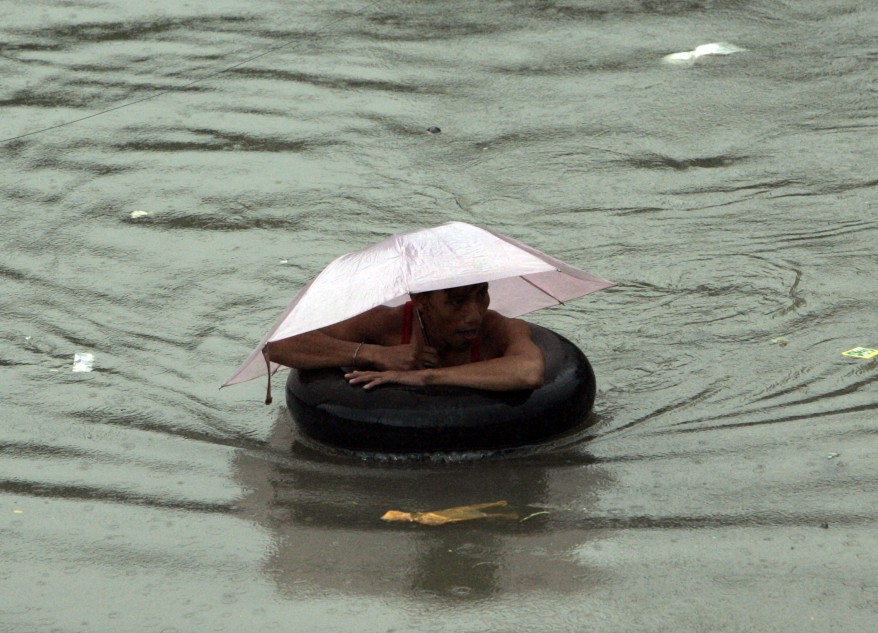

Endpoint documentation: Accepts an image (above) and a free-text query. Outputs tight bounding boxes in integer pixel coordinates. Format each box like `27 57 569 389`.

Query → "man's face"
418 283 490 350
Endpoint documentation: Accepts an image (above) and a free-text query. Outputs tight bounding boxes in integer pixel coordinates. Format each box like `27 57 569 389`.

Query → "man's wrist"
419 368 437 386
358 343 376 367
351 341 365 366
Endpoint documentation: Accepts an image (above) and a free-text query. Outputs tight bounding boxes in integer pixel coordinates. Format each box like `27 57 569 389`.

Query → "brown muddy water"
2 1 877 631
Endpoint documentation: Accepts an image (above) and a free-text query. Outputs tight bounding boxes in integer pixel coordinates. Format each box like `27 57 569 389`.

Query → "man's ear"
411 292 431 313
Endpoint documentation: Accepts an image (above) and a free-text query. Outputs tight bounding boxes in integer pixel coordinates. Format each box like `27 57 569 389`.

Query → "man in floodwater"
266 282 545 391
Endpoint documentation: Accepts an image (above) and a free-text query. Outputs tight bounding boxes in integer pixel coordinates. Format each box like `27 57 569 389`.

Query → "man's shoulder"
480 311 535 358
483 309 523 326
323 303 404 341
482 311 531 339
363 303 406 322
358 303 406 343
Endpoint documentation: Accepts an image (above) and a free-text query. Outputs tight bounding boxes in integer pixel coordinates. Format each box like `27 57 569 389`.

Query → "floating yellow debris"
130 210 151 219
841 347 878 359
381 501 518 526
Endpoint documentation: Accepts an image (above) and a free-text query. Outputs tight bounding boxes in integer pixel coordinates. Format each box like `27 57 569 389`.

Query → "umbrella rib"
521 272 564 304
396 236 411 298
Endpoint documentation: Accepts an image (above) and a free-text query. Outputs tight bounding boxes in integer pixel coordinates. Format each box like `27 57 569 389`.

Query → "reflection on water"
233 414 611 602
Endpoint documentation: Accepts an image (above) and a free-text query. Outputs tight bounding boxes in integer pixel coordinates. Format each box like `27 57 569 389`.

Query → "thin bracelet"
352 341 365 365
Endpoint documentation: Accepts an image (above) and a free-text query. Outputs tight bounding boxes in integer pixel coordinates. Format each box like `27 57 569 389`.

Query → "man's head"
411 282 490 351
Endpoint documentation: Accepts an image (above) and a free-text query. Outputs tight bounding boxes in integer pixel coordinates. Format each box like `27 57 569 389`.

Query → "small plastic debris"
72 352 95 372
826 453 839 460
130 210 151 219
520 511 550 522
841 347 878 359
381 501 517 525
279 258 289 264
427 126 441 134
13 509 23 514
663 42 746 65
771 337 789 347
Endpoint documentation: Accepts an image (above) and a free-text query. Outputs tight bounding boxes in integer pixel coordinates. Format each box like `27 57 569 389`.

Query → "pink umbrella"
223 221 613 387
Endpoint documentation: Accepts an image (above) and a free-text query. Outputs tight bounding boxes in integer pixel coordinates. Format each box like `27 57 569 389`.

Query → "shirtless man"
265 282 545 391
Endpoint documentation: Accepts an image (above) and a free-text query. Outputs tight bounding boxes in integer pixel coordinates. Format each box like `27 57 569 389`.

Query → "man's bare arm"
265 307 439 371
345 319 545 391
266 330 369 369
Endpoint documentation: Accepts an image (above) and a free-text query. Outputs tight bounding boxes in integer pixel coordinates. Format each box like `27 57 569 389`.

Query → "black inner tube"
285 323 596 453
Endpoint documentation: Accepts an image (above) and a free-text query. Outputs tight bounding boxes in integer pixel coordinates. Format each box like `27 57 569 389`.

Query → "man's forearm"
266 332 366 369
420 355 544 391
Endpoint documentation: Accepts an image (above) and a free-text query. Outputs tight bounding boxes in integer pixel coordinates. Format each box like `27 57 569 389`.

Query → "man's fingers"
346 371 383 389
419 348 440 368
346 368 421 389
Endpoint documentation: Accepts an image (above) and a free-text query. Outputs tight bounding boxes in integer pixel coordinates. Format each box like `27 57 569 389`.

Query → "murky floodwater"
2 1 877 631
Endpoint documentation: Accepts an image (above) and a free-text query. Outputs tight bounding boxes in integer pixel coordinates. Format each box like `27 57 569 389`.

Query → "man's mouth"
457 328 479 341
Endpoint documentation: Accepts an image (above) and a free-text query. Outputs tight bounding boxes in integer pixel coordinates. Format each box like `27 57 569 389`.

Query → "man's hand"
368 344 439 371
345 369 426 390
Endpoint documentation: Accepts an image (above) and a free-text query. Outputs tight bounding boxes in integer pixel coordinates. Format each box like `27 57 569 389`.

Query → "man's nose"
462 300 482 324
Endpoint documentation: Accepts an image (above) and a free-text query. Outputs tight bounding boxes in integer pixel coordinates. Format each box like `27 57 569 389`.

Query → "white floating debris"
663 42 747 65
130 210 151 219
771 337 789 347
72 352 95 372
279 258 289 264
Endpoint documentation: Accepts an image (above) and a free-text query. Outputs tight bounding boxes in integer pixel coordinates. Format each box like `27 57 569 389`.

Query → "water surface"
2 0 877 631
